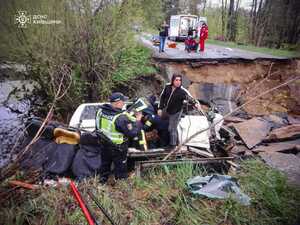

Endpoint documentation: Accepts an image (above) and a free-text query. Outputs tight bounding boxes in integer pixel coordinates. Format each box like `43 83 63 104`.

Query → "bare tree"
226 0 238 41
202 0 207 15
221 0 227 38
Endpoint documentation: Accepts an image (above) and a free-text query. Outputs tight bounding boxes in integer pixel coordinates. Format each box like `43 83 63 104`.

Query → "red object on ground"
199 25 208 51
69 180 95 225
9 180 39 190
168 42 177 48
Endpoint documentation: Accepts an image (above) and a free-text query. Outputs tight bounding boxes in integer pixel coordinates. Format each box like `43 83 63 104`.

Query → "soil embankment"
154 58 300 116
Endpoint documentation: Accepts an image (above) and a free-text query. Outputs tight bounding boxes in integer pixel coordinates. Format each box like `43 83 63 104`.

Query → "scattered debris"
8 180 39 190
186 174 251 205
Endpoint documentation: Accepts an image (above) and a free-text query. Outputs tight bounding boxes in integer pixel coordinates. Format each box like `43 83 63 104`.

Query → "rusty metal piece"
8 180 40 190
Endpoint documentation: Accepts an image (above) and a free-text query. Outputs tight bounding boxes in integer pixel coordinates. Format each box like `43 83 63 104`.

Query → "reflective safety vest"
96 109 136 145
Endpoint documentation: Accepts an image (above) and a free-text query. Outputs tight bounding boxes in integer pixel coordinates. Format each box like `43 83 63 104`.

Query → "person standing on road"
157 74 202 150
158 20 169 53
96 92 143 183
199 23 208 52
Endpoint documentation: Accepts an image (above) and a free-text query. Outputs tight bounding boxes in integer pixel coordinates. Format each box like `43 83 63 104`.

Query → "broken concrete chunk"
232 118 271 149
253 139 300 153
259 152 300 186
265 124 300 142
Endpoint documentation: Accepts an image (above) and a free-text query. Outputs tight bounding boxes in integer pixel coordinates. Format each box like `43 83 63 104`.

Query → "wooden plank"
135 162 141 177
187 146 214 158
128 146 188 158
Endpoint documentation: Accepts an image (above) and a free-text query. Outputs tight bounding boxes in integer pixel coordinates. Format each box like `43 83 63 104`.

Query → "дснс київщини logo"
15 11 61 28
15 11 31 28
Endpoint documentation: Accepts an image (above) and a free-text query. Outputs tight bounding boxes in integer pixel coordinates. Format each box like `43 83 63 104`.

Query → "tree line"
160 0 300 49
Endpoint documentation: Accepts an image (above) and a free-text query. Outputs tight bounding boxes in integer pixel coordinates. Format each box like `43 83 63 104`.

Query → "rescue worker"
96 92 143 183
199 23 208 52
158 74 202 150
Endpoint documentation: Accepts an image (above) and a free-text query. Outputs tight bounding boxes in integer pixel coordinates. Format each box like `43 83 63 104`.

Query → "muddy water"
0 80 40 168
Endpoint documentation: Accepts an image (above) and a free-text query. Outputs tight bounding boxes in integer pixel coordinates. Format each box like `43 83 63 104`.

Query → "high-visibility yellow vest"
96 110 136 145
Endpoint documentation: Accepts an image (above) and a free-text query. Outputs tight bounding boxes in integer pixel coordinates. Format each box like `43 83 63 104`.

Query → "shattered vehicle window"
80 105 102 120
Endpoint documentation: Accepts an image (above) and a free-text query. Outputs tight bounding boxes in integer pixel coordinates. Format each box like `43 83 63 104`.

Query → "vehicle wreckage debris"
0 74 299 203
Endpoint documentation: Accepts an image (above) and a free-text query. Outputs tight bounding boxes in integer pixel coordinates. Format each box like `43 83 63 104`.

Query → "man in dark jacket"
158 74 201 149
96 92 143 183
158 20 169 53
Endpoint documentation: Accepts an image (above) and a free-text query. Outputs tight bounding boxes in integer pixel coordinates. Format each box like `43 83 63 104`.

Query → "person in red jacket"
199 23 208 52
184 36 198 53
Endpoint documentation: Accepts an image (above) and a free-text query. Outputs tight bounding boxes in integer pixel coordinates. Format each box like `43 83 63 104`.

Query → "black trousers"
100 144 128 181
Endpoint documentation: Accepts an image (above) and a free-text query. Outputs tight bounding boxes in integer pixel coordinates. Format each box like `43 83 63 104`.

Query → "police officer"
96 92 143 183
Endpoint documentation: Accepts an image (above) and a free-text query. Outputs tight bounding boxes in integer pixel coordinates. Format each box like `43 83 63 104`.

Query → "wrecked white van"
69 99 224 152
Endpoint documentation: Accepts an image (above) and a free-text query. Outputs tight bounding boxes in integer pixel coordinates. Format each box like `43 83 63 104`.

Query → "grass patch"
1 159 299 225
207 39 300 58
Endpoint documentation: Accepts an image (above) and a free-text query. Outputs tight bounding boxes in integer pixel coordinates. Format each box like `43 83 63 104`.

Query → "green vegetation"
0 0 163 119
113 45 156 82
1 159 299 225
207 39 300 57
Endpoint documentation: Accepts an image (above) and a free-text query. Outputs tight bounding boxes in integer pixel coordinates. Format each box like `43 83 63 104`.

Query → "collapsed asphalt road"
139 33 287 61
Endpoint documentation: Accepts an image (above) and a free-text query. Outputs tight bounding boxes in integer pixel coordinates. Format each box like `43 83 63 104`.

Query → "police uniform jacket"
96 104 143 143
